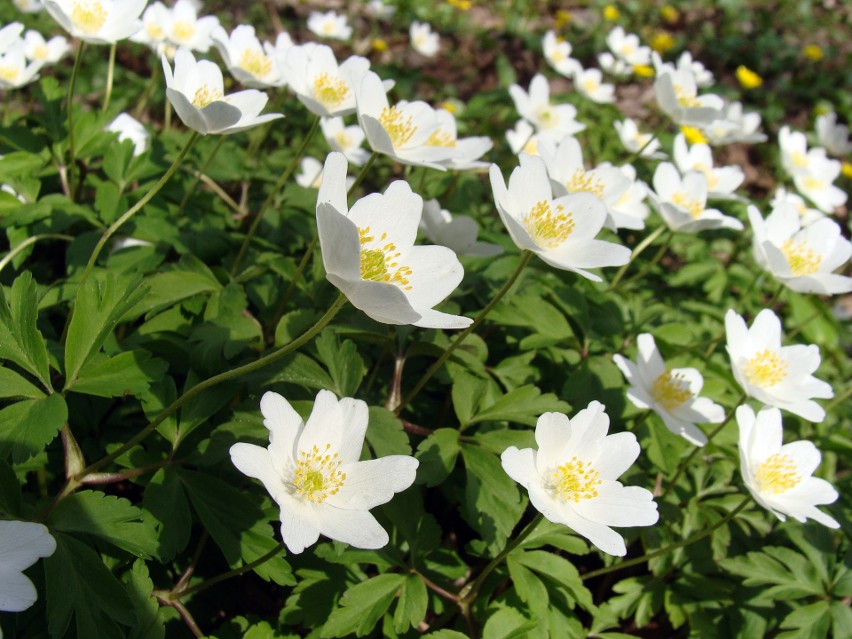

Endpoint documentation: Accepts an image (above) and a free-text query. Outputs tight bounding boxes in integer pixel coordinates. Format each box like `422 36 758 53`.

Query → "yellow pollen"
582 78 599 93
790 151 808 168
426 128 456 147
522 138 538 155
671 191 703 219
71 0 108 35
358 227 413 290
651 370 693 410
755 453 800 494
239 48 273 78
334 131 352 148
566 168 605 198
801 176 825 192
549 48 566 62
293 444 346 503
744 350 788 388
146 22 164 39
524 200 576 248
172 20 196 43
0 66 19 83
674 84 700 108
379 106 417 148
191 84 223 108
535 106 559 129
312 72 350 108
553 457 600 502
781 240 822 276
33 44 50 60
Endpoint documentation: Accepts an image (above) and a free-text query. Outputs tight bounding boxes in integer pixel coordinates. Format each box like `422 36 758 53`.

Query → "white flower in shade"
649 163 743 233
606 27 651 67
356 71 457 170
321 117 370 166
212 25 285 89
574 66 615 104
676 51 714 88
13 0 44 13
44 0 146 45
747 202 852 295
509 73 585 138
737 405 839 529
543 30 581 77
163 48 284 135
410 21 439 57
0 48 42 89
107 113 149 156
22 30 70 64
792 155 847 213
419 199 503 258
307 10 352 41
815 112 851 157
230 390 419 554
429 108 494 170
725 309 833 422
613 333 724 446
130 1 170 52
609 165 650 230
0 521 56 613
770 186 824 226
700 101 766 145
614 118 665 159
316 152 472 329
286 44 372 117
672 133 744 200
489 155 630 280
166 0 219 53
0 23 24 54
653 54 724 126
501 401 659 557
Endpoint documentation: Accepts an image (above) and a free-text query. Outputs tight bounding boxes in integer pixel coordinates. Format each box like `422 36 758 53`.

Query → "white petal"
0 568 38 612
328 455 418 510
594 432 640 479
316 508 389 549
280 505 321 554
572 483 659 527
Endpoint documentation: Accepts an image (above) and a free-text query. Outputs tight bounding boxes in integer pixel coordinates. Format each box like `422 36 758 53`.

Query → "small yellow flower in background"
650 31 675 53
634 64 654 77
371 37 388 52
803 44 823 61
603 5 620 21
842 162 852 179
681 125 708 145
555 9 572 29
439 99 464 115
661 5 680 24
447 0 471 10
736 65 763 89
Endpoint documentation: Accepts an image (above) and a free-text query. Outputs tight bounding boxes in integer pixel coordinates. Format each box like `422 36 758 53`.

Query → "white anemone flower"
614 119 665 159
130 1 170 52
543 30 581 77
419 199 503 258
295 157 323 189
22 30 70 64
163 48 284 135
501 401 659 557
429 108 494 170
609 165 651 230
509 73 585 138
676 51 714 88
653 54 724 126
700 101 766 145
307 10 352 41
212 25 285 89
316 152 472 329
506 119 559 157
606 27 651 67
725 309 833 422
792 155 847 213
367 0 395 19
13 0 43 13
0 22 24 55
737 405 839 529
0 48 42 89
230 390 419 554
613 333 724 446
574 66 615 104
770 186 824 227
0 521 56 614
779 126 825 177
44 0 146 45
649 163 743 233
489 154 630 280
815 112 852 157
107 113 149 156
167 0 219 53
747 202 852 295
672 133 744 200
321 117 370 166
286 44 372 118
410 21 439 57
598 52 631 77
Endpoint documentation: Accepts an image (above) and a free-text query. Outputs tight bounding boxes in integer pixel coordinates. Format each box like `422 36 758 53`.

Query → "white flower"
815 112 852 157
770 186 824 226
0 47 42 89
0 521 56 613
672 133 744 200
606 27 651 67
574 66 615 104
501 401 659 557
505 119 554 157
489 154 630 280
737 405 839 529
230 390 419 554
653 53 724 126
130 1 170 52
0 22 24 55
295 157 323 189
747 202 852 295
307 10 352 41
614 118 665 159
286 44 372 117
649 163 743 233
321 117 370 166
779 126 824 177
163 48 284 135
419 199 503 257
107 112 149 156
367 0 395 19
212 25 285 88
44 0 147 45
608 165 651 230
316 152 472 329
598 51 631 77
725 308 833 422
13 0 44 13
543 30 581 77
676 51 713 88
792 155 847 213
700 101 766 145
22 30 70 64
509 73 585 138
428 108 494 170
167 0 219 53
613 333 724 446
410 21 439 57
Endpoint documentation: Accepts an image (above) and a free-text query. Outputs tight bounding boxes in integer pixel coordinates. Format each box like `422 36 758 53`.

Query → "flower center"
552 457 600 502
566 168 605 198
334 131 352 148
801 176 825 192
358 227 413 290
524 200 576 248
0 65 19 83
379 106 417 148
674 84 700 108
671 191 703 219
239 49 273 79
172 20 196 43
313 72 350 108
534 106 559 129
33 44 50 60
781 240 822 276
790 151 808 169
191 84 222 108
651 370 693 410
582 77 599 93
693 163 719 189
292 444 346 503
71 0 108 35
426 128 456 147
743 349 788 388
322 21 336 35
146 22 165 40
755 453 800 494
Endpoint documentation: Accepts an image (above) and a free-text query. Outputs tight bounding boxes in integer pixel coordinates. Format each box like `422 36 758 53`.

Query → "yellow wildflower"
803 44 823 61
447 0 472 10
555 9 571 28
736 65 763 89
661 5 680 24
651 31 675 53
603 5 620 21
681 126 708 145
842 162 852 179
371 37 388 52
634 64 654 78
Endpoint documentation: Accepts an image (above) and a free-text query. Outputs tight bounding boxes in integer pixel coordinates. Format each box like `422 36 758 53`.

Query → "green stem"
618 229 673 290
0 234 74 274
765 281 786 308
177 136 225 216
393 250 533 416
174 542 285 599
74 293 347 480
102 44 116 114
66 43 85 201
230 116 321 276
625 120 667 165
607 225 667 292
347 151 378 195
581 495 751 581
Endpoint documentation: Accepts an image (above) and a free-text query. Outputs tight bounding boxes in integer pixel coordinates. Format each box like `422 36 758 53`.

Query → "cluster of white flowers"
0 20 69 89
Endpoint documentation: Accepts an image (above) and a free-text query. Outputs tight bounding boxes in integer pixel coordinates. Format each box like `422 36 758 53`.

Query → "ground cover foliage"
0 1 850 638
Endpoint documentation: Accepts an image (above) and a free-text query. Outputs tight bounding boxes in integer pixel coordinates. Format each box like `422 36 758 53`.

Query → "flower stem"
230 116 321 276
102 44 117 114
580 495 751 581
66 43 85 201
607 225 668 292
393 250 533 416
0 234 73 274
174 541 285 599
349 152 379 194
177 136 225 216
625 120 668 165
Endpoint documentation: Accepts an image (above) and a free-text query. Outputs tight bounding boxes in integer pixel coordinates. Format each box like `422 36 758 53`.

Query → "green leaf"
780 601 831 638
507 554 549 614
0 272 52 390
0 459 22 516
366 406 411 456
482 607 539 639
48 490 160 559
0 393 67 463
65 350 167 398
0 365 46 399
270 352 335 392
415 428 460 487
125 255 222 319
321 573 405 638
315 330 367 397
513 549 595 612
452 370 487 426
392 574 428 634
143 467 192 562
124 559 165 639
470 385 570 426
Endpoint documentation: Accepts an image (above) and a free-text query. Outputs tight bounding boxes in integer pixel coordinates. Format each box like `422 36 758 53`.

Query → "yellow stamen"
781 240 822 276
33 44 49 61
744 350 788 388
172 20 196 43
651 370 693 410
146 22 165 39
671 191 703 219
334 131 352 149
553 457 600 502
426 128 456 147
71 0 107 35
191 84 223 108
358 227 413 290
524 200 576 248
293 444 346 503
313 72 351 108
755 453 800 494
239 48 273 79
379 106 417 148
534 106 559 129
674 84 700 108
0 66 20 83
566 168 605 198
